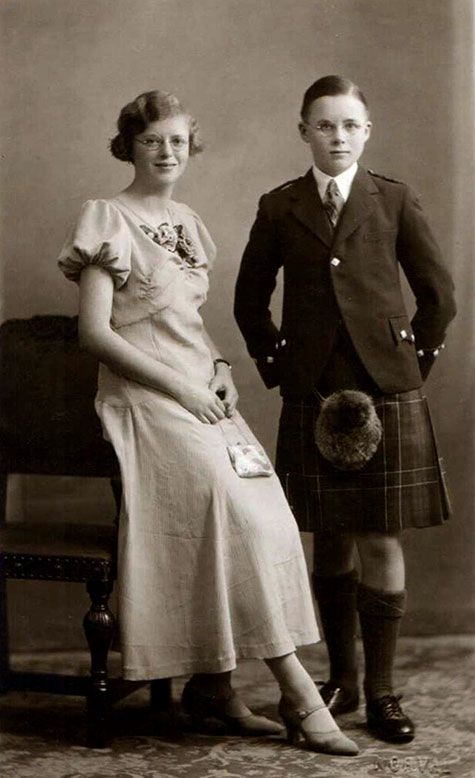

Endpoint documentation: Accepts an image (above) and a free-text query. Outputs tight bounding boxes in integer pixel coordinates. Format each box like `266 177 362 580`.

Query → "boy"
234 75 456 743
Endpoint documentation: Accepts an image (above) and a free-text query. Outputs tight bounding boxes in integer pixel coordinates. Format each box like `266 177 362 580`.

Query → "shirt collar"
312 162 358 202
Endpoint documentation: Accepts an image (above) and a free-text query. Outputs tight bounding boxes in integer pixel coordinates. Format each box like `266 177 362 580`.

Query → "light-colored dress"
58 198 319 681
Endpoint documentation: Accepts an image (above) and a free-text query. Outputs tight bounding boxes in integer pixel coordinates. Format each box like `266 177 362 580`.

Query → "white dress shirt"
312 162 358 202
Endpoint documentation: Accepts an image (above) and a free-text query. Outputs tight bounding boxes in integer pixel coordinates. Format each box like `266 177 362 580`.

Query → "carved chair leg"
0 576 9 693
0 474 9 693
83 579 115 748
150 678 172 711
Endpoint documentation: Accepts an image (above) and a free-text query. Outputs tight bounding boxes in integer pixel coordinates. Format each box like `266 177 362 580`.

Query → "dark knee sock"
312 569 359 691
357 584 407 702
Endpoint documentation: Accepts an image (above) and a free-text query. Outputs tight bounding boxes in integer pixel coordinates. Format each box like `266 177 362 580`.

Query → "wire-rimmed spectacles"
135 135 189 151
303 120 364 137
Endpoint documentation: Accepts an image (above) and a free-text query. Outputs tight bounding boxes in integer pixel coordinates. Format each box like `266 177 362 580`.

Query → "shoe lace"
377 694 405 719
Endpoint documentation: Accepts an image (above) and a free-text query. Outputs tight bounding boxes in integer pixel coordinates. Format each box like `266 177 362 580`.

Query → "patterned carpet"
0 636 474 778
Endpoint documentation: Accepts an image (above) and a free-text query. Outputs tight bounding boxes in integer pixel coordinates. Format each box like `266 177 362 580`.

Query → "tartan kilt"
275 389 451 534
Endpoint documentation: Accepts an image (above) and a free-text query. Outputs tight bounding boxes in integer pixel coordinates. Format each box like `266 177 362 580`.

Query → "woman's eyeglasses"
135 136 189 151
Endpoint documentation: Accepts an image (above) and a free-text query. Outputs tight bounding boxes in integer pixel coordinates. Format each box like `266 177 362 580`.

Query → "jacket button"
331 257 340 267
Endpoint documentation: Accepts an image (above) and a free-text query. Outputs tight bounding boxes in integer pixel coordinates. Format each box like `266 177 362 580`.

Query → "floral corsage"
140 223 197 267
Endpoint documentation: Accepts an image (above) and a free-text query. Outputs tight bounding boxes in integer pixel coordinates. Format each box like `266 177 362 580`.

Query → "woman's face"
132 114 190 190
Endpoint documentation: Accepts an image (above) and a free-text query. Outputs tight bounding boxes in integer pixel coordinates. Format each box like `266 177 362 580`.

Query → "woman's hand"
209 364 239 417
177 383 228 424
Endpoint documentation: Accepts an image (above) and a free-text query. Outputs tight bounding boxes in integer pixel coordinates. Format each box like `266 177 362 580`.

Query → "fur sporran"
314 390 383 471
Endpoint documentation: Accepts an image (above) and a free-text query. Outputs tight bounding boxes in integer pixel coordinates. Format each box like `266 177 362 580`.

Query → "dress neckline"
114 196 175 232
113 197 197 267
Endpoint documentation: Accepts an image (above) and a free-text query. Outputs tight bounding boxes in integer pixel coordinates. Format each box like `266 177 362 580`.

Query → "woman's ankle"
189 673 251 717
278 672 326 710
266 653 323 709
285 683 327 711
191 671 232 697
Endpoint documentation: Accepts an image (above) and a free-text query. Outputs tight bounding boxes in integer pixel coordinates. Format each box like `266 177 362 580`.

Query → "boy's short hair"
110 90 204 162
300 75 369 120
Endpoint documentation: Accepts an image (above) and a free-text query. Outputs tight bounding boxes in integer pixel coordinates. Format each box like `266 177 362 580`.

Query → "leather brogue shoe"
317 681 359 716
366 695 415 743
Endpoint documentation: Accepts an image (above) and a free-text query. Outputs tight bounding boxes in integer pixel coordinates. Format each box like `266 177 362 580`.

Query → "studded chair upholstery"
0 315 170 747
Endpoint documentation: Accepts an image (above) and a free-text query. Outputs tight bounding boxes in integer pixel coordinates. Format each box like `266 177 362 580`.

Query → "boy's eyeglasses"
304 121 363 137
135 136 189 151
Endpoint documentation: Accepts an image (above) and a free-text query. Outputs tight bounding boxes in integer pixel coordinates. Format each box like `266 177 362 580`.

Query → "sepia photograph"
0 1 474 776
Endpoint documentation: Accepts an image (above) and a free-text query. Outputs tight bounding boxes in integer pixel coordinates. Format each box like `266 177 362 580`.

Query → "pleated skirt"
275 389 451 535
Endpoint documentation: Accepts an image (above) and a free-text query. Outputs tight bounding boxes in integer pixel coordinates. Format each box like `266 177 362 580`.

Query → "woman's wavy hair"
110 90 204 162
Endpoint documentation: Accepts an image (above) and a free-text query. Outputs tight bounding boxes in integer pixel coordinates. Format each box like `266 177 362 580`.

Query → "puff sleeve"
58 199 131 289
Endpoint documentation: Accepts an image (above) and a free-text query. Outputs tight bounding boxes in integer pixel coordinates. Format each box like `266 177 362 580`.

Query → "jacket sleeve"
234 194 283 388
396 186 456 376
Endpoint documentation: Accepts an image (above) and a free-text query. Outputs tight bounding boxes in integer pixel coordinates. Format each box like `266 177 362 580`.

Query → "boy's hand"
417 352 436 381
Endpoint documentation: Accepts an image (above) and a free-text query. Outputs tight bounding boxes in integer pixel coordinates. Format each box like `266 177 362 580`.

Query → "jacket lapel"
334 167 379 245
290 170 333 247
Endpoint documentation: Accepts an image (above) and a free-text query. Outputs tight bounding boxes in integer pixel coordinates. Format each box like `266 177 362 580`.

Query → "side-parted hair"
300 76 369 121
110 90 204 162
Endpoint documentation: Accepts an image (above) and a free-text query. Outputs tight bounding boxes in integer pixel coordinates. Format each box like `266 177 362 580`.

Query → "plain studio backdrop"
0 0 474 650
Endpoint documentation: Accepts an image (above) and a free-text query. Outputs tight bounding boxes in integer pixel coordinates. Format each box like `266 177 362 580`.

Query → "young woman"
58 89 358 757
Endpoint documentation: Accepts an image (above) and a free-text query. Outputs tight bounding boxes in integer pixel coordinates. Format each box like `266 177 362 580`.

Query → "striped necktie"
323 179 345 228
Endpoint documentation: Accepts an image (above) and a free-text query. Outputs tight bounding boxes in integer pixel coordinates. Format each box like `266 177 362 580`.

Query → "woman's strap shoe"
181 678 283 736
366 695 415 743
278 697 359 756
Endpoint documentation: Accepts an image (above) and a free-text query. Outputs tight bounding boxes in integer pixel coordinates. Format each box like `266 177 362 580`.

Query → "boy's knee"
355 532 402 566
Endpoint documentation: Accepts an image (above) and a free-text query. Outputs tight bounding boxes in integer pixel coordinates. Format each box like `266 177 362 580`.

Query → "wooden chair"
0 315 171 747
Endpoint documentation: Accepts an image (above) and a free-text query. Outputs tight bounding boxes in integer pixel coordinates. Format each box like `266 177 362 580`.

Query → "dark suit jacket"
234 167 456 397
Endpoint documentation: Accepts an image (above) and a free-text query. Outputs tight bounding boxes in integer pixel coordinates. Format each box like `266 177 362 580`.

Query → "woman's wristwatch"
213 358 232 370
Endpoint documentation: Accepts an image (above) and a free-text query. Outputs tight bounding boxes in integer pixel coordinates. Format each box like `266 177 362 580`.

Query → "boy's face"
299 94 371 177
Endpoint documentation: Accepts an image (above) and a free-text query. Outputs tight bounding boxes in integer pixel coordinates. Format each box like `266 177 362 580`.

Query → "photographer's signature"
371 755 452 776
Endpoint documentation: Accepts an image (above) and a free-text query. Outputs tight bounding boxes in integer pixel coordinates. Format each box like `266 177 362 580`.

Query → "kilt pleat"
275 389 451 534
